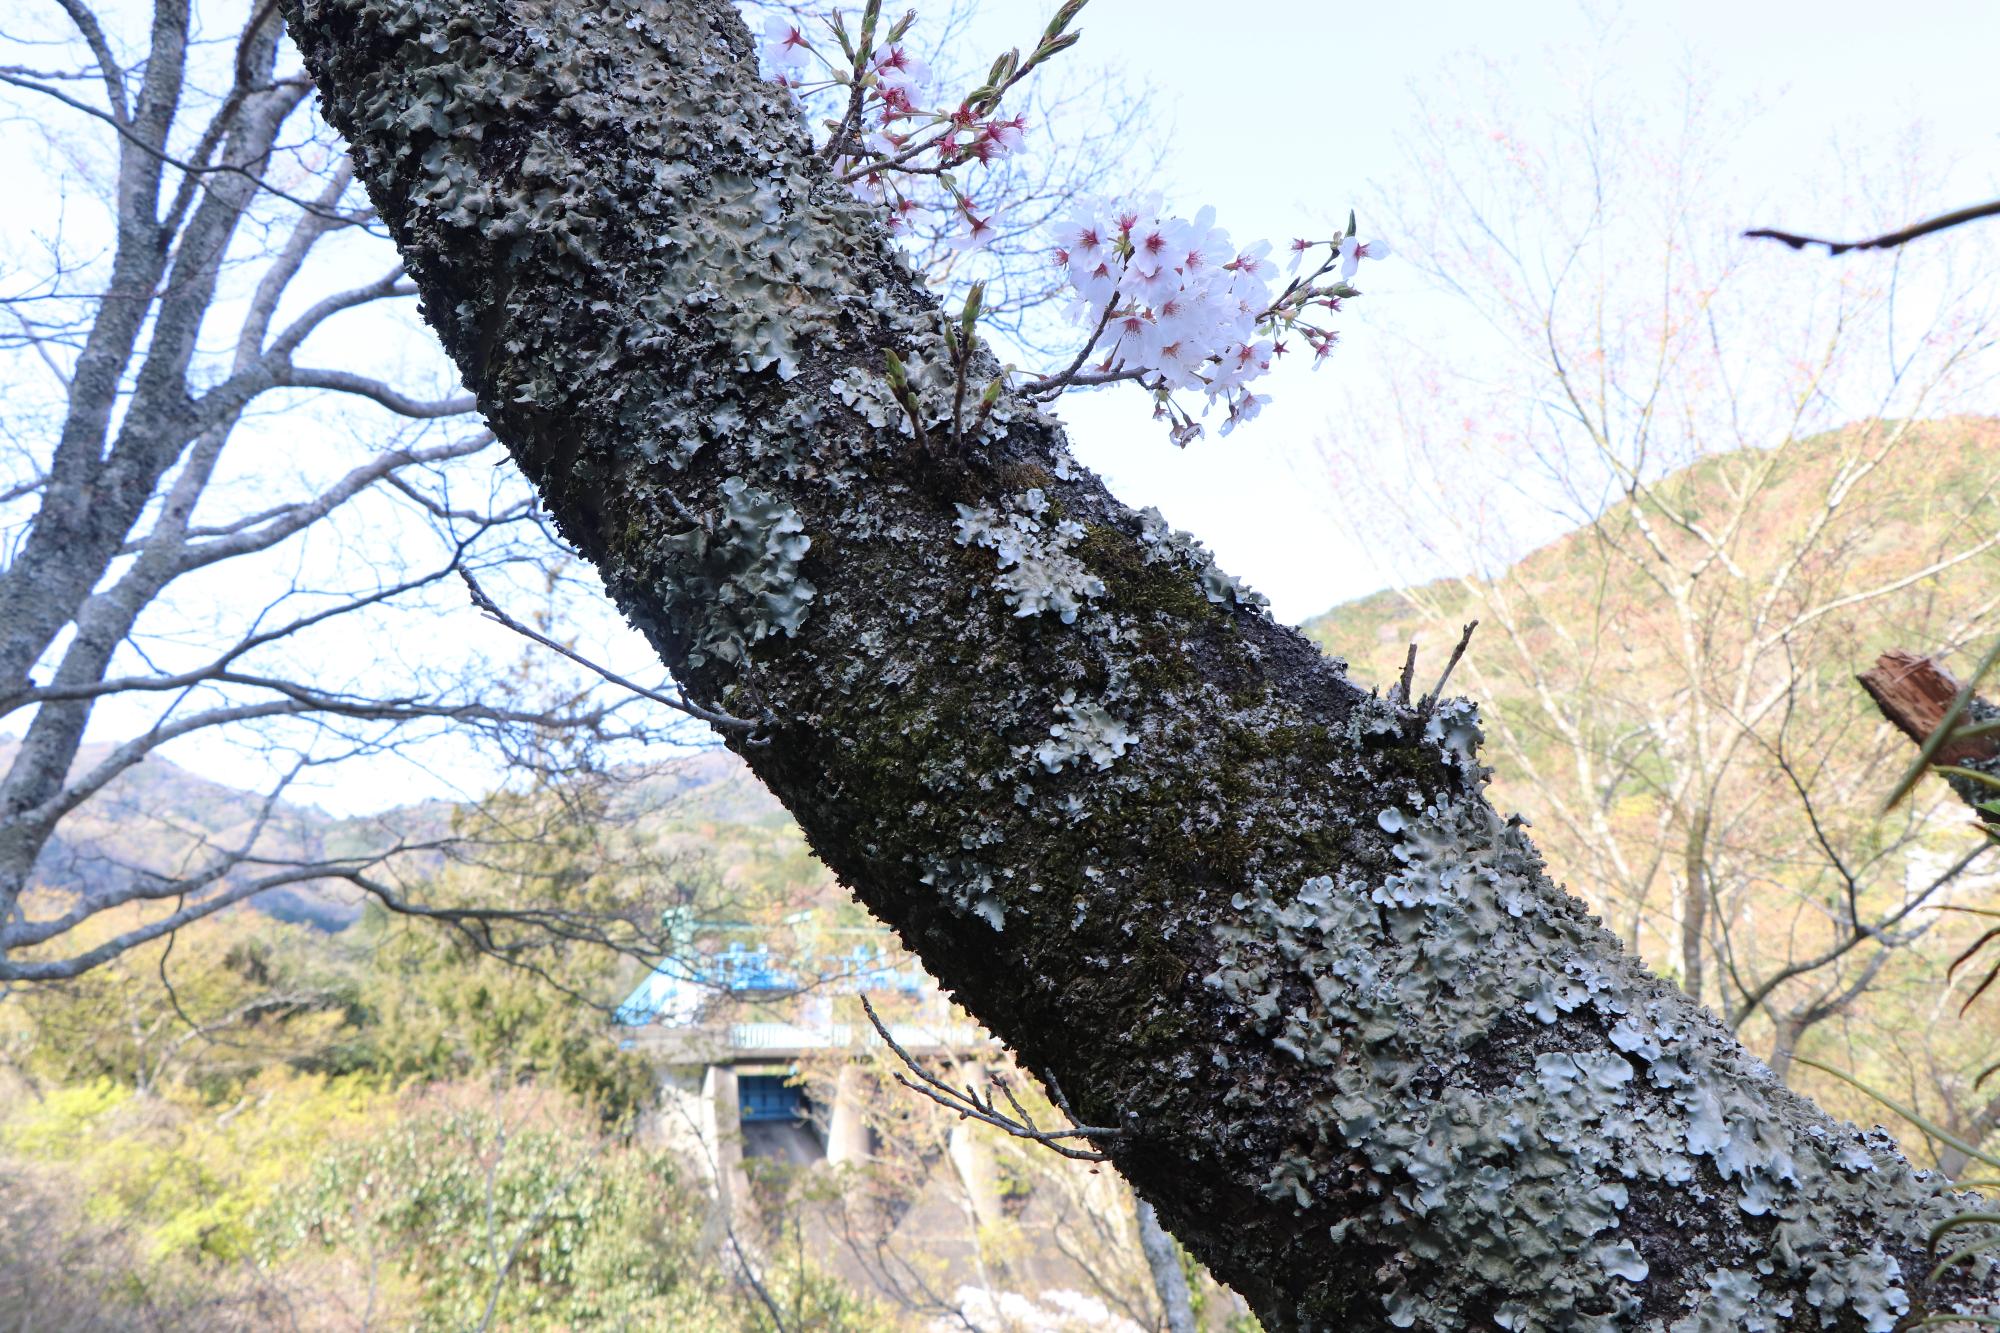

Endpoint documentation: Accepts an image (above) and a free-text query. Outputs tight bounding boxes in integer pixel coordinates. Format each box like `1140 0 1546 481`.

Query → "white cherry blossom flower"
1340 233 1393 278
871 42 928 93
1219 390 1269 436
760 16 811 74
952 204 1001 252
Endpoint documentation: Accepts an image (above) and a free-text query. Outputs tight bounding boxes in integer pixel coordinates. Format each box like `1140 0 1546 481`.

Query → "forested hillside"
1 748 1240 1329
1307 415 2000 1148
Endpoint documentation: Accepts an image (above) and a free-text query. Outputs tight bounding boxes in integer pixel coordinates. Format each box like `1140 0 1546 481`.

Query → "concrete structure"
617 927 996 1195
634 1016 992 1180
621 938 1126 1320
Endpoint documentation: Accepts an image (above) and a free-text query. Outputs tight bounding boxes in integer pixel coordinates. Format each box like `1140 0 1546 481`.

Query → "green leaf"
1793 1055 2000 1172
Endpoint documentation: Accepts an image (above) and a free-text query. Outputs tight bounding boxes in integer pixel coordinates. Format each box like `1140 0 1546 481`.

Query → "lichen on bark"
286 0 1999 1326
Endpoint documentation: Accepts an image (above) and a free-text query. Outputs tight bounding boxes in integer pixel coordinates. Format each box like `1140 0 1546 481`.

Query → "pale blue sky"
9 0 2000 811
979 0 2000 619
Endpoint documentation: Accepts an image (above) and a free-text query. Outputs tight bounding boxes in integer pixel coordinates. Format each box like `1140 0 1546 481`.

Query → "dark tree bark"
1860 650 2000 824
283 1 1997 1327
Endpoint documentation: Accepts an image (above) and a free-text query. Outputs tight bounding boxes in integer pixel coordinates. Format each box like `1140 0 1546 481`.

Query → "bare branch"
51 0 129 124
1746 198 2000 257
460 570 761 734
274 365 475 418
1417 620 1479 721
859 995 1119 1162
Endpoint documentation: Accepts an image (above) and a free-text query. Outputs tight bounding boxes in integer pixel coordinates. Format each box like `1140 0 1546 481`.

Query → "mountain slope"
11 742 786 933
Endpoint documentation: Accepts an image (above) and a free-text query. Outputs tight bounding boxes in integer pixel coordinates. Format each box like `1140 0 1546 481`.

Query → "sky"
7 0 2000 813
969 0 2000 621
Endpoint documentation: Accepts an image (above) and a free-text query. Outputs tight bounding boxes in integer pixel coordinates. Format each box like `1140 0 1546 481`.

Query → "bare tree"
0 0 654 983
0 0 1154 988
1314 59 2000 1081
286 0 2000 1327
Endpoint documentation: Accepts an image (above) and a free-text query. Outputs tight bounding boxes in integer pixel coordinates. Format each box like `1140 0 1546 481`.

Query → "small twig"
1744 197 2000 256
1417 621 1479 720
1393 641 1419 706
1026 290 1122 398
949 286 984 452
459 570 762 734
859 995 1120 1162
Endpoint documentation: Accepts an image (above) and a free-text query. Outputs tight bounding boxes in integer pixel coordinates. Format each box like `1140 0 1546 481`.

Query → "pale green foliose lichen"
919 855 1008 932
1136 506 1270 611
1204 702 1946 1331
660 475 815 665
1030 689 1138 773
955 488 1107 623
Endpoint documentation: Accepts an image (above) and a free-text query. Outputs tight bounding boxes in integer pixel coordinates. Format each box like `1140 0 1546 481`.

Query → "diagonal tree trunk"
284 1 1995 1326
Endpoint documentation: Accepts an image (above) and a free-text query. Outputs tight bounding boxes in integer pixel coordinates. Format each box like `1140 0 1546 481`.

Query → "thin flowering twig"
1027 204 1388 441
819 0 885 164
1024 286 1122 398
1040 366 1153 393
881 348 933 453
826 1 1087 185
754 1 1382 447
947 280 984 449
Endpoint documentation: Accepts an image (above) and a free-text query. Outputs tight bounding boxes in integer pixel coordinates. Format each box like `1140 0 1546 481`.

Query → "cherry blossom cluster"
747 3 1395 450
1035 199 1392 442
754 2 1083 245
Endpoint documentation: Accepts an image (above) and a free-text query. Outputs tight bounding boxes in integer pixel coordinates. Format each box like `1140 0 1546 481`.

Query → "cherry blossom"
1341 233 1393 278
1033 198 1389 441
951 204 1001 253
870 42 928 95
747 3 1077 255
759 15 811 76
744 2 1384 448
1048 198 1275 408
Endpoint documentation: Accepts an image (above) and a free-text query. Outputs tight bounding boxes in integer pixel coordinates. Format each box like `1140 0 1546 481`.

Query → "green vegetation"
0 758 886 1330
16 419 1996 1326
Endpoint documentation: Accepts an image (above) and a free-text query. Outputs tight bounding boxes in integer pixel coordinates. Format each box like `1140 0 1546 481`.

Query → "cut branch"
1861 647 2000 825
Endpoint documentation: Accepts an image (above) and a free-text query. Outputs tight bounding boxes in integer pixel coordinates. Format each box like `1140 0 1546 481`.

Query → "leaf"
1934 765 2000 791
1793 1056 2000 1172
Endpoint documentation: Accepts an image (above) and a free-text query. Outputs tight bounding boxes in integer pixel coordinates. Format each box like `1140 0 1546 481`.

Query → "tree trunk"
284 1 1994 1326
1136 1196 1198 1333
1935 1088 2000 1183
1680 811 1710 1009
1767 1013 1804 1088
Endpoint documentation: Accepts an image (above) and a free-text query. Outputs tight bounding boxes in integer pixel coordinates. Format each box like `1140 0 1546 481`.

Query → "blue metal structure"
738 1074 807 1123
612 930 932 1029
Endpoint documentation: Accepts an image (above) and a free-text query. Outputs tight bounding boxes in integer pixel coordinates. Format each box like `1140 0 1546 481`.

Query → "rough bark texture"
1860 650 2000 823
284 1 1997 1327
1858 651 2000 769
